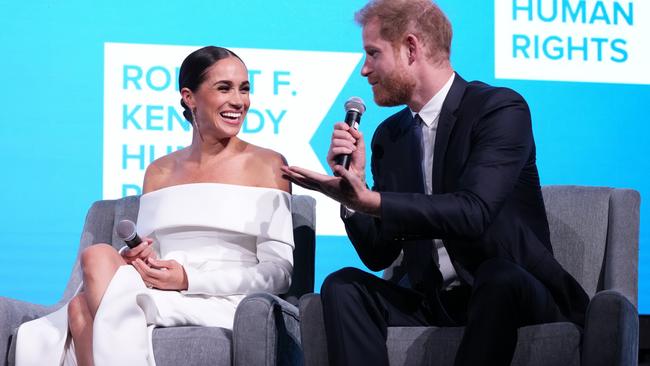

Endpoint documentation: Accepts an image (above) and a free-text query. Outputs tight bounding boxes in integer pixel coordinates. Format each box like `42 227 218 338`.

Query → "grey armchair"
300 185 640 366
0 194 316 366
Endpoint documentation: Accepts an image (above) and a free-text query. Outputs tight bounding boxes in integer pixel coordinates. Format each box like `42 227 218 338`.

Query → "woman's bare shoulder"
142 150 185 193
244 144 290 193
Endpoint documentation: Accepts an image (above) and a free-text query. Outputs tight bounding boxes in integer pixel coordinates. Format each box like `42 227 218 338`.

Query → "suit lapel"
387 108 425 194
432 74 467 193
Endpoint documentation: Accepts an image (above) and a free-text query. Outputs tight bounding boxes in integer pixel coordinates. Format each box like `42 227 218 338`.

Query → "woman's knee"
80 244 122 279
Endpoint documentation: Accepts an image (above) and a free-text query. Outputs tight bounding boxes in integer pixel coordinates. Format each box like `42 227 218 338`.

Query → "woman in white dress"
16 46 294 366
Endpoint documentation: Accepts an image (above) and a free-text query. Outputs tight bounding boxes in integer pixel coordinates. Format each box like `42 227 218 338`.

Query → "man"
282 0 589 365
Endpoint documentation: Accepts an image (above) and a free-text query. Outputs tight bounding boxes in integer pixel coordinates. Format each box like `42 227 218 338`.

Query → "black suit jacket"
343 75 589 325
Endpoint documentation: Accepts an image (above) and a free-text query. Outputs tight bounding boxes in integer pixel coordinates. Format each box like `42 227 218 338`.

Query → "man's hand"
326 122 366 183
281 164 381 217
132 257 188 291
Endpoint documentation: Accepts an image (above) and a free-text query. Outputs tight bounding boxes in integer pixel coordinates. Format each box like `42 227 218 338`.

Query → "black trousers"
321 258 566 366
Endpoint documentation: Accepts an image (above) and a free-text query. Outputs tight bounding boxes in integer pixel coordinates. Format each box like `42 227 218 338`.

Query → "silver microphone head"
344 96 366 115
116 219 137 241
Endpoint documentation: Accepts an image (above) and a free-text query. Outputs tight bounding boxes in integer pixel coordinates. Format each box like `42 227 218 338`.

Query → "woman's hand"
120 237 157 265
132 257 189 291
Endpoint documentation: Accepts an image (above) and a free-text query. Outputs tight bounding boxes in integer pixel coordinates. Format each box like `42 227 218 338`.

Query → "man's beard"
372 66 415 107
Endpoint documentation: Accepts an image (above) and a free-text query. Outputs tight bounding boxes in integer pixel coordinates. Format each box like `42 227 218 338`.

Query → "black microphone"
116 219 142 249
335 96 366 169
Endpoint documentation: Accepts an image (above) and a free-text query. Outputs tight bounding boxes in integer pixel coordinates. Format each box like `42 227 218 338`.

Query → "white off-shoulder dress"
15 183 295 366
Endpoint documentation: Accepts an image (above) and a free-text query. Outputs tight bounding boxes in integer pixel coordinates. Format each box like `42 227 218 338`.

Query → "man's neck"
408 61 454 112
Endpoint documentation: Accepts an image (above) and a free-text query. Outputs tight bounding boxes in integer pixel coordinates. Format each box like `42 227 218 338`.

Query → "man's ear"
404 34 422 65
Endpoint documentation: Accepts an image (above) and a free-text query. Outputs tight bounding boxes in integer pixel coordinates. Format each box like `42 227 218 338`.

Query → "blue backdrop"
0 0 648 313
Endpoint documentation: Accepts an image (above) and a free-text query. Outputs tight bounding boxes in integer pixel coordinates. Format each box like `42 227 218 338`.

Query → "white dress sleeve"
182 236 294 296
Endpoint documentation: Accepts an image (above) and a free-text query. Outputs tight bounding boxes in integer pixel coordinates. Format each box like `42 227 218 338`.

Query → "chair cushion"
153 326 232 366
386 322 581 366
387 326 463 366
512 323 581 366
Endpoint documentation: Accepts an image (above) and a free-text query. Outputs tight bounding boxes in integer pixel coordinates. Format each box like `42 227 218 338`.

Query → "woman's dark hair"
178 46 244 124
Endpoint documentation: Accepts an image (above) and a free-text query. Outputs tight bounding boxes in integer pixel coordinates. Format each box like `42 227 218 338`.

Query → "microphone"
116 219 142 249
335 96 366 169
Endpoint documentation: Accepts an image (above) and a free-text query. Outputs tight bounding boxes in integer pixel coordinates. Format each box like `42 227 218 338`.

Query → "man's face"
361 18 415 107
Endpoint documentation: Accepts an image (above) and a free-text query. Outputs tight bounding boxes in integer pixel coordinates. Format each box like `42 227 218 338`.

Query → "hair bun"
180 98 193 124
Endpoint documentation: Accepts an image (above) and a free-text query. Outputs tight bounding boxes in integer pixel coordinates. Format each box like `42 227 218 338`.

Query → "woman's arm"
182 237 294 295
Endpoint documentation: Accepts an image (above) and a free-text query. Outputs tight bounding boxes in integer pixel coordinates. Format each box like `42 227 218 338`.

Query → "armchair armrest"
0 297 53 366
298 294 329 366
581 290 638 366
233 292 302 366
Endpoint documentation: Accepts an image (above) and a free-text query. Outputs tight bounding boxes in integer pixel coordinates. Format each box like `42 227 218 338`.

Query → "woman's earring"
192 108 205 142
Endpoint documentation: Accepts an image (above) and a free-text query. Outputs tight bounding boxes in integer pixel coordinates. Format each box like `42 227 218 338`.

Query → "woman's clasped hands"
121 238 189 291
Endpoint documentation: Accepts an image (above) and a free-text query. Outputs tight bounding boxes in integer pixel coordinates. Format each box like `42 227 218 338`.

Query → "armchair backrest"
541 185 639 307
381 185 640 307
57 194 316 308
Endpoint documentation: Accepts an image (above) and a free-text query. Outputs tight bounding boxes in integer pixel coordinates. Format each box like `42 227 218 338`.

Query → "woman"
15 46 294 366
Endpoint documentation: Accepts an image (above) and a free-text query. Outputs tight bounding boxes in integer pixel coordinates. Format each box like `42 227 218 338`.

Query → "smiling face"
182 56 250 140
361 18 415 107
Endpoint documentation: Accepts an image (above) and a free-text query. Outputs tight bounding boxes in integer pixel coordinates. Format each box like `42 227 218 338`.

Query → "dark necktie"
413 114 427 193
402 114 443 293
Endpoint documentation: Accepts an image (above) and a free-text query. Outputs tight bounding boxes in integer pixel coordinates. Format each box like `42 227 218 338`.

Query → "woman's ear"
180 87 195 109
